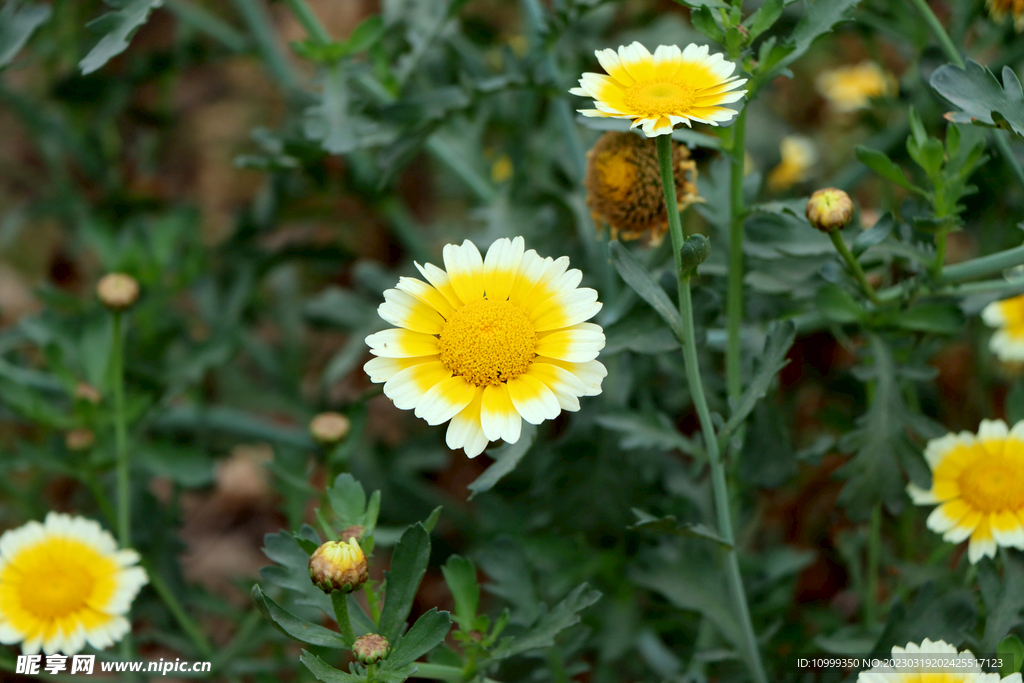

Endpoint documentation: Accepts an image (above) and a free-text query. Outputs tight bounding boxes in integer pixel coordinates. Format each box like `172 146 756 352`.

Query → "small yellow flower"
988 0 1024 30
767 136 817 191
908 419 1024 564
0 513 148 655
982 293 1024 361
308 538 368 594
364 237 606 457
584 131 700 245
570 42 747 137
858 638 1022 682
816 61 897 113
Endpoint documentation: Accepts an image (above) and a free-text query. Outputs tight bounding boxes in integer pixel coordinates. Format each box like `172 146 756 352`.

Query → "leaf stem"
283 0 332 45
110 312 130 548
908 0 965 69
655 135 767 683
726 107 748 403
144 563 216 659
331 592 356 645
829 231 882 305
864 503 881 624
933 230 948 277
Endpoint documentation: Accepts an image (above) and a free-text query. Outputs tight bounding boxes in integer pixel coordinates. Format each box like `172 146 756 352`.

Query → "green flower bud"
806 188 854 233
679 234 711 274
352 634 390 665
308 538 368 594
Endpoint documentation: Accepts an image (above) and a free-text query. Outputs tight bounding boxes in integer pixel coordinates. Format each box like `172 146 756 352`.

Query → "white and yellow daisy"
908 419 1024 564
982 293 1024 361
858 638 1022 682
570 42 747 137
0 512 148 655
816 61 897 113
364 237 606 457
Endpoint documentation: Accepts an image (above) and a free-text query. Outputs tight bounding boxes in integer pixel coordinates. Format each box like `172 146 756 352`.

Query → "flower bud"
806 188 854 233
74 383 102 404
65 429 95 451
352 634 390 665
679 234 711 274
310 412 351 445
96 273 140 310
308 538 368 594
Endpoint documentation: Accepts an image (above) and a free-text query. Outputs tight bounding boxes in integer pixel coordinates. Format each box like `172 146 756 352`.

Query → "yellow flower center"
958 451 1024 512
5 537 113 620
438 299 537 386
625 81 694 116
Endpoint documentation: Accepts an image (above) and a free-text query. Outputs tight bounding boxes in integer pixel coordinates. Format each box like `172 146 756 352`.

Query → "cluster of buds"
308 538 368 594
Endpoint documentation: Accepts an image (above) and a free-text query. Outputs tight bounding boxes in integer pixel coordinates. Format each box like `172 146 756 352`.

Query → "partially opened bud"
352 634 390 665
308 538 368 594
806 188 854 233
96 273 139 310
310 412 351 445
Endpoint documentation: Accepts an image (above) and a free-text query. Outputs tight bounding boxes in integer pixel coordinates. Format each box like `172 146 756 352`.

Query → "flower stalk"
110 311 131 548
726 108 748 403
829 231 882 305
655 134 767 683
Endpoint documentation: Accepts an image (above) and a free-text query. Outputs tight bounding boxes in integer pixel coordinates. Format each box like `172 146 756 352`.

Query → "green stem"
229 0 301 96
144 563 216 658
908 0 965 68
656 135 767 683
933 230 948 277
165 0 248 52
283 0 331 44
413 663 502 683
110 312 130 548
364 580 381 627
865 503 881 624
994 131 1024 190
726 108 748 403
331 592 356 645
829 231 882 305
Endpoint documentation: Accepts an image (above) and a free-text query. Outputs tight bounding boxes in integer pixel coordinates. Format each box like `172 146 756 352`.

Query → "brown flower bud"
806 188 854 233
310 412 351 445
65 429 95 451
308 538 368 594
584 131 702 246
96 273 139 310
352 634 390 665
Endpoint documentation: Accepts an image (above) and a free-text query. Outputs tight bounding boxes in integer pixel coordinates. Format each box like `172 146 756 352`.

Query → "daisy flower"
364 237 606 457
767 135 817 191
908 419 1024 563
816 61 897 113
982 293 1024 362
570 42 747 137
0 512 149 655
988 0 1024 31
858 638 1022 682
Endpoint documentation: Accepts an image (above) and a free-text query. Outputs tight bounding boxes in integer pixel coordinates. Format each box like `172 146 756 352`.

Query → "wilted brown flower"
584 131 700 246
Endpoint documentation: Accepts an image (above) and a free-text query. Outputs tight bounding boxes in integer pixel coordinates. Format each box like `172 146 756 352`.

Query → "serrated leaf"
981 551 1024 652
467 424 537 498
931 61 1024 138
720 321 795 440
300 650 365 682
883 302 965 334
380 608 452 671
744 0 784 40
79 0 162 75
304 66 357 154
595 411 700 455
378 523 431 641
489 584 601 659
816 283 866 324
0 2 51 69
691 6 725 42
872 583 977 656
251 585 349 648
327 473 367 530
259 531 333 615
441 556 479 631
629 509 731 548
609 241 685 342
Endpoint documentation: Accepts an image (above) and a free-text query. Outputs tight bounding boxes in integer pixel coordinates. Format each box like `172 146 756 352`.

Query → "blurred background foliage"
3 0 1024 681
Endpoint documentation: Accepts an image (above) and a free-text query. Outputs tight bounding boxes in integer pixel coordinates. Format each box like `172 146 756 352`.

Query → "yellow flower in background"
816 61 896 113
767 136 818 191
0 513 148 655
570 42 747 137
988 0 1024 30
858 638 1022 682
584 131 700 245
982 293 1024 361
908 419 1024 564
364 237 606 457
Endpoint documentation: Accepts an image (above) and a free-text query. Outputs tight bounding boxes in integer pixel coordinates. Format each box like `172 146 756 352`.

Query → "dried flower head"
96 273 139 310
806 188 854 233
584 131 700 245
309 412 351 444
352 634 390 665
308 538 368 594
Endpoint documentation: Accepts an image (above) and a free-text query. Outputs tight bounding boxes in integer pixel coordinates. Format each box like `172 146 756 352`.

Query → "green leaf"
883 302 965 334
422 505 442 533
378 523 431 641
931 60 1024 138
980 550 1024 652
300 651 364 682
441 556 479 631
489 584 601 659
304 66 357 154
259 531 332 615
0 2 51 69
327 473 367 530
998 635 1024 677
872 583 977 656
855 146 917 191
251 585 349 648
720 321 795 440
671 0 728 8
343 14 384 54
690 6 725 42
852 213 895 256
466 423 537 498
816 283 866 324
79 0 162 75
595 411 700 455
151 405 315 448
744 0 784 41
629 509 731 548
135 444 214 487
380 608 452 671
609 241 685 342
